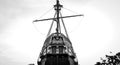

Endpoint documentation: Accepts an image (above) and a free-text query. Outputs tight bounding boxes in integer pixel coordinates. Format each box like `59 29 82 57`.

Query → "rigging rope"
63 7 79 14
47 12 57 37
38 7 54 19
62 7 84 33
32 23 41 33
60 12 69 39
32 8 54 35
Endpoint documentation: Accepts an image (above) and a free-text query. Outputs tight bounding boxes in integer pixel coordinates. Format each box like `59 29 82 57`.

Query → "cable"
60 12 76 56
47 12 57 37
60 12 69 39
33 8 54 35
63 7 79 14
62 7 84 33
38 7 54 20
32 23 41 33
47 21 54 37
58 18 61 33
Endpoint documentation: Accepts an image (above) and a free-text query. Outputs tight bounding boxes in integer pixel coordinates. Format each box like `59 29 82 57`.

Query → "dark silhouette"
95 52 120 65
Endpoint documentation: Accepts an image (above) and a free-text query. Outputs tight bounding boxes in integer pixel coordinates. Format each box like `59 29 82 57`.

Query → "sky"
0 0 120 65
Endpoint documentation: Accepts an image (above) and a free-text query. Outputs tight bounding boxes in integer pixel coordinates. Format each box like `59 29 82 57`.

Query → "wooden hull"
38 54 78 65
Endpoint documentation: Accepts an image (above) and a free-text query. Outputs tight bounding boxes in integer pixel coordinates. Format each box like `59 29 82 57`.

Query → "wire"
63 7 79 14
32 7 54 35
32 23 41 33
60 12 69 39
38 7 54 20
62 7 84 33
58 18 61 33
47 12 57 37
47 21 54 37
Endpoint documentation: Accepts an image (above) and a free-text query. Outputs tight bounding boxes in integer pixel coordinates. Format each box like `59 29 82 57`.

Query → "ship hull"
38 54 78 65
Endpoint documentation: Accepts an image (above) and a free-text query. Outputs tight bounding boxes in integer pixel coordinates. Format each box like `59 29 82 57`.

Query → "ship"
33 0 83 65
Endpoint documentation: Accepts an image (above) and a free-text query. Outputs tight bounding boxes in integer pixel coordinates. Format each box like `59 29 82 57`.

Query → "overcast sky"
0 0 120 65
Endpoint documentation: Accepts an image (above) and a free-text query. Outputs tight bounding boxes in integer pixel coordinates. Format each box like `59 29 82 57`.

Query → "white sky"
0 0 120 65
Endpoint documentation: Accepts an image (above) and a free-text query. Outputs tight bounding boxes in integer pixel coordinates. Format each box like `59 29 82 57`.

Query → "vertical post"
54 0 63 34
56 0 60 34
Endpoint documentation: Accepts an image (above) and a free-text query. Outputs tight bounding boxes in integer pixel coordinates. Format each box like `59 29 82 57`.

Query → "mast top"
54 0 63 10
54 0 63 34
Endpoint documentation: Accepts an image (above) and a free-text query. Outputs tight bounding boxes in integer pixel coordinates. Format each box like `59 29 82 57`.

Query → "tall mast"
33 0 83 37
54 0 63 34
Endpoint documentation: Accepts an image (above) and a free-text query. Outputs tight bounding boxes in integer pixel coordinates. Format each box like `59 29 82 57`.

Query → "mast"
54 0 63 34
33 0 83 37
33 1 84 65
